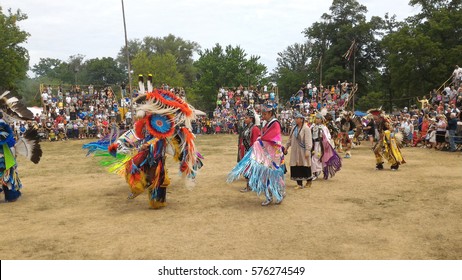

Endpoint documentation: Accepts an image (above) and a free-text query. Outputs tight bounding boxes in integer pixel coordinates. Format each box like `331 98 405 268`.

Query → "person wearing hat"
227 104 285 206
237 109 261 192
285 111 312 189
311 113 342 180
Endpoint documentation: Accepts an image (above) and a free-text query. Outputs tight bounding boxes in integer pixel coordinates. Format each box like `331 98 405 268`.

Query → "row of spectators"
12 84 188 142
35 84 126 141
11 76 462 152
209 80 462 152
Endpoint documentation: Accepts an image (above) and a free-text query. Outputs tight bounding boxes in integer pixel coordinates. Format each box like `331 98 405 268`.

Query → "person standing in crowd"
285 111 313 189
237 109 261 192
416 114 430 147
228 104 285 206
435 114 447 150
447 112 458 152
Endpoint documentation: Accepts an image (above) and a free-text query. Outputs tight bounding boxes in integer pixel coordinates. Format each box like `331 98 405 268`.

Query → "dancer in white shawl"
311 113 342 180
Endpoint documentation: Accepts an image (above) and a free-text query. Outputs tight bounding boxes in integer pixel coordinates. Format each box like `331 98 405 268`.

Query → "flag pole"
320 56 323 89
352 41 356 111
121 0 133 128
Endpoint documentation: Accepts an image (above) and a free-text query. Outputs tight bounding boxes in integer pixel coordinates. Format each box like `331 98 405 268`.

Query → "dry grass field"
1 134 461 260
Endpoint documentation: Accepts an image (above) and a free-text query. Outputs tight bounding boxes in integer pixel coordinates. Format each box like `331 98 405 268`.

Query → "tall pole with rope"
319 56 323 90
352 43 356 112
121 0 133 128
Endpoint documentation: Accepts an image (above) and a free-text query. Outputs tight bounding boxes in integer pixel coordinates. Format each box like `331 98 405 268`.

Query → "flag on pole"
343 39 356 61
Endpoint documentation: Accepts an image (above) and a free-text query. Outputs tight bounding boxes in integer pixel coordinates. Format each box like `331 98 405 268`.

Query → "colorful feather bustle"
146 114 175 139
134 118 147 139
82 79 202 209
140 89 196 130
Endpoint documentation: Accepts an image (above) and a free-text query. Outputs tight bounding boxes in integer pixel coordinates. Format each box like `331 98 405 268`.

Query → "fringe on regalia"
383 130 405 165
321 135 342 179
227 143 285 202
82 84 203 209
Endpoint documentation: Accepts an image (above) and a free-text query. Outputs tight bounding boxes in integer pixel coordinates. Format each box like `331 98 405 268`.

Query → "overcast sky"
1 0 419 74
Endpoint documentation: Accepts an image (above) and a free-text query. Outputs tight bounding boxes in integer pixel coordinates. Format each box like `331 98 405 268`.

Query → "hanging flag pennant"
343 39 356 61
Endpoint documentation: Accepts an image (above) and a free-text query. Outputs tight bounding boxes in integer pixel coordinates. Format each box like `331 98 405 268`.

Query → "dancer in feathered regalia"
83 75 203 209
311 113 342 180
237 108 260 192
369 108 405 170
228 104 285 206
0 91 43 202
338 111 355 158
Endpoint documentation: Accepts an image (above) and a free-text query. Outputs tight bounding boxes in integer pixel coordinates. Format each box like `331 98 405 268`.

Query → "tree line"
1 0 461 112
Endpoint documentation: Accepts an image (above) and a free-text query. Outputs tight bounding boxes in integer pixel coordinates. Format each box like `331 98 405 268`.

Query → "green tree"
80 57 125 85
32 54 86 85
303 0 384 103
31 58 63 78
17 76 62 106
131 51 184 87
356 91 386 111
66 54 85 85
381 0 462 108
0 6 29 90
274 42 312 100
117 34 199 86
190 44 267 111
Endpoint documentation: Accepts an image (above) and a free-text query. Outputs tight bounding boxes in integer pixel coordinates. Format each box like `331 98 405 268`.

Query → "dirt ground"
0 134 461 260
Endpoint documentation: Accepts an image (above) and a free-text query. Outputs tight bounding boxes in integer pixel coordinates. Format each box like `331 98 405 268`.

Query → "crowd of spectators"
196 84 278 135
387 84 462 152
10 84 190 142
206 78 462 152
10 73 462 153
10 84 125 141
205 80 356 136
